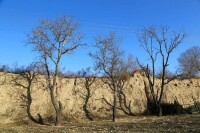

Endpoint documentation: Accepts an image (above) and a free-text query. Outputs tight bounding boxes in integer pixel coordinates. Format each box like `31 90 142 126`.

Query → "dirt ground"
0 114 200 133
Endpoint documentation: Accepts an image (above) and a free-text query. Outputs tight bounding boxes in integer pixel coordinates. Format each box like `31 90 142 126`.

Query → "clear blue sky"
0 0 200 72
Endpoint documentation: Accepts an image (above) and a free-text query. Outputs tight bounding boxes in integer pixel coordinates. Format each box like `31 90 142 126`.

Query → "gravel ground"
0 114 200 133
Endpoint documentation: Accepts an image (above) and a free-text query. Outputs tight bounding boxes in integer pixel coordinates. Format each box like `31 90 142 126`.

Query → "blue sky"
0 0 200 72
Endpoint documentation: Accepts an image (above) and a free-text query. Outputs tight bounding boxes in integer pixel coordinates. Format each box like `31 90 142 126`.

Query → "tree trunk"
55 101 62 126
112 88 117 122
158 104 163 116
50 88 62 126
158 66 165 117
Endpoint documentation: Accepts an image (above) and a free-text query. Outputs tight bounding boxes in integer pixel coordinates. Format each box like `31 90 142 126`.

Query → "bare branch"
137 26 186 116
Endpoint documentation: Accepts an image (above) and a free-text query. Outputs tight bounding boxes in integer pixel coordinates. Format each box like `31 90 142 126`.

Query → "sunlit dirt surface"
0 114 200 133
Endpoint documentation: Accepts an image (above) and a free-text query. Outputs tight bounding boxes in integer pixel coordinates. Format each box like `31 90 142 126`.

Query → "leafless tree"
90 33 136 121
178 46 200 78
0 64 10 72
27 16 84 126
137 26 186 116
12 63 44 124
89 33 122 122
0 64 12 86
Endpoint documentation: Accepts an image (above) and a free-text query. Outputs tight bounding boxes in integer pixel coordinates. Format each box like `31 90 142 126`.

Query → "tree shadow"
11 65 44 125
101 74 136 117
74 68 97 121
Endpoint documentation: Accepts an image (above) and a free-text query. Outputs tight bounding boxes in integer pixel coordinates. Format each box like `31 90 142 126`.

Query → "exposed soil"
0 114 200 133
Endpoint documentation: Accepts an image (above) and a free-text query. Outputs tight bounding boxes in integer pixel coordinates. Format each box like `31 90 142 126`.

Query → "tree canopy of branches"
90 33 136 121
27 16 84 126
137 26 186 116
178 46 200 78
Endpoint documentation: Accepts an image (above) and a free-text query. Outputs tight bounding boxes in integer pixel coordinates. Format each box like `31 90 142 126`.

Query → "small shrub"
120 72 131 81
145 100 186 115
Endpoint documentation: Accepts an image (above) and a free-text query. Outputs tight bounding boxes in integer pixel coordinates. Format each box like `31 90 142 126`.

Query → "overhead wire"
0 15 199 41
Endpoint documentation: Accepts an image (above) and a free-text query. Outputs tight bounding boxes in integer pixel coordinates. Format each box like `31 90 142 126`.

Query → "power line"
0 16 199 41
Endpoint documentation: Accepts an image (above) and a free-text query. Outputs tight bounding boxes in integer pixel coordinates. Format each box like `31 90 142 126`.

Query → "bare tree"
12 63 44 124
137 26 186 116
0 64 10 85
0 64 10 72
90 33 135 121
27 16 84 126
178 46 200 78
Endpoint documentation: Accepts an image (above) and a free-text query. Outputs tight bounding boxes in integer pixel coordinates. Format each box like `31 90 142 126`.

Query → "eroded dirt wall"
0 72 199 123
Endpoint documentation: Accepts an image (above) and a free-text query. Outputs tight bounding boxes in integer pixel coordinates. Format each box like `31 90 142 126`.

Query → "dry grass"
0 114 200 133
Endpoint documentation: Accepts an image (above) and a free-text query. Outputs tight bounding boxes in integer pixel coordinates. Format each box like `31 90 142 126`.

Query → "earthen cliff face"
0 72 199 123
